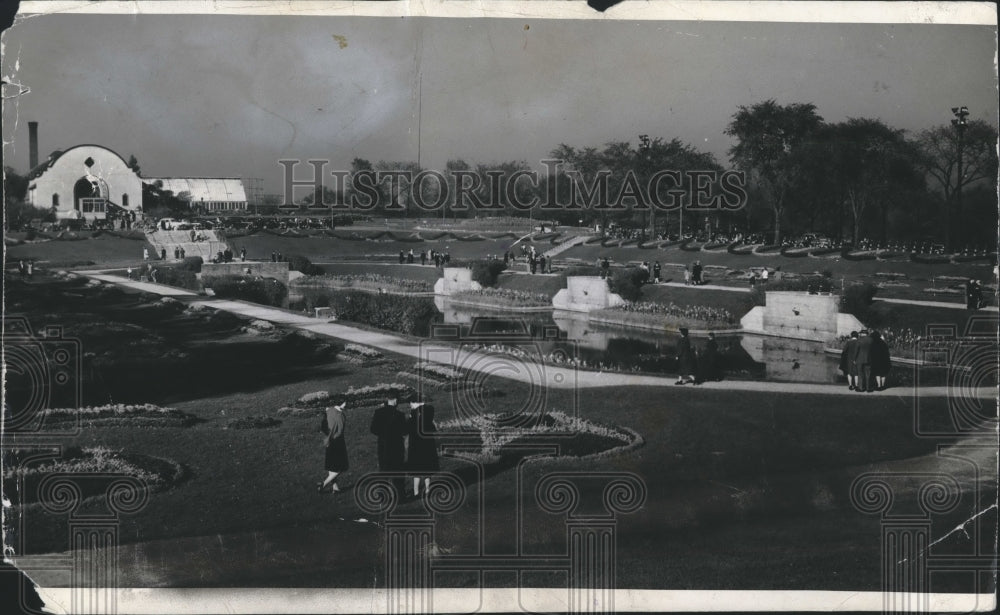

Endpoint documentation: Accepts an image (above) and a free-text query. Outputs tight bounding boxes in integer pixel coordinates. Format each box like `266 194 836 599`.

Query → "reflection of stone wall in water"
552 277 626 312
739 335 838 383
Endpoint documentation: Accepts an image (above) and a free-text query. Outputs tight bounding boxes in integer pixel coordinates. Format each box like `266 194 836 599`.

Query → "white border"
31 588 999 614
14 1 1000 25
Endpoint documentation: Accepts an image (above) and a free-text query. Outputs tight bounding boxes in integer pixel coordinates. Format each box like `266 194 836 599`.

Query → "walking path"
76 271 991 399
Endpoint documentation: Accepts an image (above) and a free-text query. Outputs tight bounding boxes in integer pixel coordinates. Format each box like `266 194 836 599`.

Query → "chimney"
28 121 38 169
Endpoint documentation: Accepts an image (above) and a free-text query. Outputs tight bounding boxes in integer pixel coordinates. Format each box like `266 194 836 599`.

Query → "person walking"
317 402 349 493
143 247 149 261
840 331 860 390
370 394 409 497
240 247 246 262
761 268 769 284
675 328 698 385
684 263 692 286
852 330 873 392
420 251 427 266
693 261 703 285
699 332 722 382
17 260 26 279
653 261 661 284
406 398 439 498
869 330 891 391
601 257 610 279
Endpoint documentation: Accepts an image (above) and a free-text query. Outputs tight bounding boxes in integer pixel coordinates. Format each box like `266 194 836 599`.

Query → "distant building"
24 122 247 223
142 177 248 213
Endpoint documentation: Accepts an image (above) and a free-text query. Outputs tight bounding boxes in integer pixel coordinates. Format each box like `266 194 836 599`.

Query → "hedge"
203 275 288 307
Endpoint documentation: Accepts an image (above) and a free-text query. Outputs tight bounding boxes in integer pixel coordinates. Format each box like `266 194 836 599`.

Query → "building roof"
27 143 135 181
143 177 247 203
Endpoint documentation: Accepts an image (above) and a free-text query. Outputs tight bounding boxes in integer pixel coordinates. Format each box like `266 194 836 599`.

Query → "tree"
916 120 998 249
127 155 141 176
725 100 824 244
826 119 923 244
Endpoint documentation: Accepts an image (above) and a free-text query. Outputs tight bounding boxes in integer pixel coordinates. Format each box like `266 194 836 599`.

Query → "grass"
4 270 994 592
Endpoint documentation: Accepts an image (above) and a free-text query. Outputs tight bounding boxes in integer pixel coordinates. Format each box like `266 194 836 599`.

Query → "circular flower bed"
5 446 184 506
437 411 642 468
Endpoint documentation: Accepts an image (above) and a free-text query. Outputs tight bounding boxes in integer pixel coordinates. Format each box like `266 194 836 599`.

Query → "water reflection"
436 298 840 384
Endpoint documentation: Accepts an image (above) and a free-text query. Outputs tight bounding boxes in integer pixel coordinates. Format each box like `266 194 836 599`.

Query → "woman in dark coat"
675 328 698 385
318 402 349 493
869 330 891 391
406 401 439 497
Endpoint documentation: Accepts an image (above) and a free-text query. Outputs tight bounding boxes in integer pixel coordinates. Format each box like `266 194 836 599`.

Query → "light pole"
950 105 968 252
638 135 651 236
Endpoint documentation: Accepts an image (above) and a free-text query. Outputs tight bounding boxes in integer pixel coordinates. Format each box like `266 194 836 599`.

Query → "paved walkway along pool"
78 271 994 399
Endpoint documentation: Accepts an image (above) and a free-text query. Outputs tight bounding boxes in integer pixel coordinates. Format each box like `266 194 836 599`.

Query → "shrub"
841 282 879 323
203 275 287 307
176 256 203 272
469 259 507 287
562 265 603 277
608 267 646 302
328 291 441 336
287 254 324 276
156 267 199 291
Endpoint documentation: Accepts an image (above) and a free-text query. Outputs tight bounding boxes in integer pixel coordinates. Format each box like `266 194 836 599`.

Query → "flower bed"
591 301 736 330
436 411 642 466
339 343 386 364
278 383 416 416
449 288 551 308
37 403 198 428
5 446 184 506
293 274 432 293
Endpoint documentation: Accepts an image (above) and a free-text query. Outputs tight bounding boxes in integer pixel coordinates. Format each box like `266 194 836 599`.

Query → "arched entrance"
73 176 108 216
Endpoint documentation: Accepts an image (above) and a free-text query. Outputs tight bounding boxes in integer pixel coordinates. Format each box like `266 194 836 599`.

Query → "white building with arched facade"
27 144 143 223
25 129 249 224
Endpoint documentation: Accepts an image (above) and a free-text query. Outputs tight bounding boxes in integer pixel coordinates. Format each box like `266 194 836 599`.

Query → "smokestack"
28 121 38 169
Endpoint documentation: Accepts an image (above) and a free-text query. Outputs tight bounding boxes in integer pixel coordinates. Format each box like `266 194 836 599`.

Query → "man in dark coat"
699 332 722 382
370 395 409 497
852 330 874 392
675 328 698 385
840 331 860 390
653 261 662 284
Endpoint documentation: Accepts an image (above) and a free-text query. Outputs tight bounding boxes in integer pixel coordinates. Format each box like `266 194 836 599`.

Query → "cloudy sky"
2 10 997 194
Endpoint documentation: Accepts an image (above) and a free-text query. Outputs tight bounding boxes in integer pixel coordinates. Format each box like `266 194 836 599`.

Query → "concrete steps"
145 229 230 261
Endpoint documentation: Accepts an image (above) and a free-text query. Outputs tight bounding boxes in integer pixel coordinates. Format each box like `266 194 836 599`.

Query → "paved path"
82 273 198 296
78 271 994 399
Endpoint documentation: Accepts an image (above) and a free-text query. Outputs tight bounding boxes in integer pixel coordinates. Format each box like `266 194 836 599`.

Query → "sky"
2 11 997 195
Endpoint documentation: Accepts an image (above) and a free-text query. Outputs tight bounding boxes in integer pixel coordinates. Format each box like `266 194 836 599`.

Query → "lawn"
4 274 994 592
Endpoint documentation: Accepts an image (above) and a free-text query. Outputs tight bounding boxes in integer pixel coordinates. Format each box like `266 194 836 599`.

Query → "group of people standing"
838 330 891 392
317 393 439 499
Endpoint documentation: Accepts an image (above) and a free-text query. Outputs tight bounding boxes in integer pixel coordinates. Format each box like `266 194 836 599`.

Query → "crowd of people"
317 393 439 500
398 248 452 267
838 330 892 392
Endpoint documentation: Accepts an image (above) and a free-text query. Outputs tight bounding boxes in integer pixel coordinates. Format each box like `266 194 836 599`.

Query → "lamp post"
638 135 651 236
950 106 969 252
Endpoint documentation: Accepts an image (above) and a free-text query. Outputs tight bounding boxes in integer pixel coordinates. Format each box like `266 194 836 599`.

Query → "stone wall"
740 291 865 341
552 276 626 312
434 267 483 296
